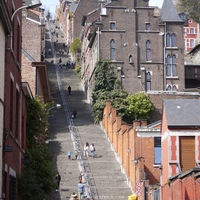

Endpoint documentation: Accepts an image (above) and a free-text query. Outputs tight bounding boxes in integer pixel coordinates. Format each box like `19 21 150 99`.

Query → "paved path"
45 21 133 200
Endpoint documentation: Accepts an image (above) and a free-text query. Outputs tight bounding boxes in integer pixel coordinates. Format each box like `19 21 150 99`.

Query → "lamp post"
47 104 61 112
10 0 42 50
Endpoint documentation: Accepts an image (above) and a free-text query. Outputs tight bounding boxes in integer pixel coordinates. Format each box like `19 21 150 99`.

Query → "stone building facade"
78 0 185 103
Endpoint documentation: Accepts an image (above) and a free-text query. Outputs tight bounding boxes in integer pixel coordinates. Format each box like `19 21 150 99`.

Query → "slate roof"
161 0 183 22
70 1 79 13
163 99 200 126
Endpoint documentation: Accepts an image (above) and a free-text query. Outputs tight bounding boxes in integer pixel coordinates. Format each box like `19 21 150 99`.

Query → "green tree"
46 10 52 21
92 61 128 123
18 97 56 200
70 37 81 55
176 0 200 22
125 92 155 120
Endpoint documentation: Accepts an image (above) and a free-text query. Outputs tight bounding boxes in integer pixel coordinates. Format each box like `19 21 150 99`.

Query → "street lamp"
10 0 42 50
47 104 61 112
11 0 42 22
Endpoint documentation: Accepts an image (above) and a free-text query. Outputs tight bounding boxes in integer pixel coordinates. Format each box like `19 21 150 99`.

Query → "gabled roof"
163 99 200 127
161 0 183 22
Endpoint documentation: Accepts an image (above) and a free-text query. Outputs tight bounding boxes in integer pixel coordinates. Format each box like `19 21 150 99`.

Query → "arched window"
129 55 133 63
146 40 151 61
146 72 151 91
171 33 176 47
166 55 177 77
166 33 170 47
110 39 115 60
166 85 172 91
172 55 176 76
172 85 177 91
166 55 171 76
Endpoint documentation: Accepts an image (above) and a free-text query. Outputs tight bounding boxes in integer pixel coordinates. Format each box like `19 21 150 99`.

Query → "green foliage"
46 10 52 21
91 61 155 124
176 0 200 22
26 97 48 145
75 64 81 79
92 61 128 123
125 92 155 120
70 37 81 54
18 97 55 199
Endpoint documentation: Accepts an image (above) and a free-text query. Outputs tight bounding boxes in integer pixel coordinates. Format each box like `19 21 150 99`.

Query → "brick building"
0 1 12 199
77 0 185 103
179 12 200 53
22 8 51 103
3 0 25 199
161 99 200 199
102 101 162 199
184 44 200 92
102 96 200 199
3 1 42 199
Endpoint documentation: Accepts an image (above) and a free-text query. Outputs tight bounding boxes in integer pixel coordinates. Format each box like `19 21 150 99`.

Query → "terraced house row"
0 0 51 199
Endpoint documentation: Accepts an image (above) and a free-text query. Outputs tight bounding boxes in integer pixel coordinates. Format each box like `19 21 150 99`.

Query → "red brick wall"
164 172 200 200
102 101 161 195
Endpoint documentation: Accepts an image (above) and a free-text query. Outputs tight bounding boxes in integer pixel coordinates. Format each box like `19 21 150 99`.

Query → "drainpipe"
163 22 167 90
97 26 100 61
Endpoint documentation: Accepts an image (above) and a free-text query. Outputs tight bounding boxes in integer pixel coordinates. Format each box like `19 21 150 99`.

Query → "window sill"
153 164 162 168
166 76 179 79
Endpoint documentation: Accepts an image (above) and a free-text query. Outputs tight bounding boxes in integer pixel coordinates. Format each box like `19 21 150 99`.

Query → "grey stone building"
79 0 185 103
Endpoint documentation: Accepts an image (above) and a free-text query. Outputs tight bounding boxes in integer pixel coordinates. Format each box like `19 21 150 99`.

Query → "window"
166 85 172 91
146 72 151 91
172 85 177 91
10 79 14 132
166 55 171 76
15 89 19 138
146 40 151 61
129 55 133 63
171 33 176 47
190 39 195 48
166 85 177 91
166 33 176 47
110 39 115 60
154 137 161 165
166 33 170 47
110 22 115 30
172 55 176 76
166 54 176 77
190 28 195 34
145 22 150 30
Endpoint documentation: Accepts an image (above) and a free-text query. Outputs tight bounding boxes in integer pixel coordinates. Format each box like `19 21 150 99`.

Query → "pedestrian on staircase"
68 85 71 95
90 143 95 158
83 142 89 158
55 172 61 191
77 181 84 200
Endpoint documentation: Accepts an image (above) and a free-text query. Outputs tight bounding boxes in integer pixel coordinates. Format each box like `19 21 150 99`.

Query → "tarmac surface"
45 21 133 200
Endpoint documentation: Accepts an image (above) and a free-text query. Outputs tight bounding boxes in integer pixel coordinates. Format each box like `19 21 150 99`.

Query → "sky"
40 0 164 16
